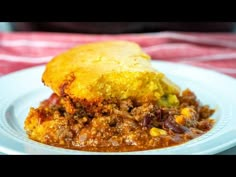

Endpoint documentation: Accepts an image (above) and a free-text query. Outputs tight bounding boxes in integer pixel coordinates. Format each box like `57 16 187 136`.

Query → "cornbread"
42 41 180 103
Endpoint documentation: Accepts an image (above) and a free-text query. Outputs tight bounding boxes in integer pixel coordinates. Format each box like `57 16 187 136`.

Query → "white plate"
0 61 236 155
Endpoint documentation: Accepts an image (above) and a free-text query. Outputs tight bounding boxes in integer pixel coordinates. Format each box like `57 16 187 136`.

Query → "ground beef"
24 89 215 152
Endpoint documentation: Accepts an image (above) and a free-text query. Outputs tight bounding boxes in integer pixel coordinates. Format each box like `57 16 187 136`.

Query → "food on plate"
24 41 215 152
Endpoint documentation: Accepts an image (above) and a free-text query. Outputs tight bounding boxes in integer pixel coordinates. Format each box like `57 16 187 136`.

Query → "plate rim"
0 61 236 155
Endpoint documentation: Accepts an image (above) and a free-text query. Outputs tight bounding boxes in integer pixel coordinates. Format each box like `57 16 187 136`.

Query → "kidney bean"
155 109 162 121
142 115 152 127
163 116 188 133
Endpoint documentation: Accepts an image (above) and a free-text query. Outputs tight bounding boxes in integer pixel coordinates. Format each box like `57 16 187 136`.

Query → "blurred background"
1 22 236 33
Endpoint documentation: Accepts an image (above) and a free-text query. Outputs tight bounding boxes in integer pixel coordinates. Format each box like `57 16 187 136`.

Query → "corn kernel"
175 115 185 125
159 129 167 135
181 107 195 118
167 94 179 106
150 127 167 137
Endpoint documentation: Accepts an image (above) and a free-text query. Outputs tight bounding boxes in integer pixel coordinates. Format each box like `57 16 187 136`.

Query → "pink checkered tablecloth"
0 31 236 78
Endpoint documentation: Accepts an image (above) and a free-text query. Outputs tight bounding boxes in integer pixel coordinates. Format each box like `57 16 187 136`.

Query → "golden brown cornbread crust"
42 41 180 103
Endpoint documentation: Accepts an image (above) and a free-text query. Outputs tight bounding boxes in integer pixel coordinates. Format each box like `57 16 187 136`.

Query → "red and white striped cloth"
0 32 236 78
